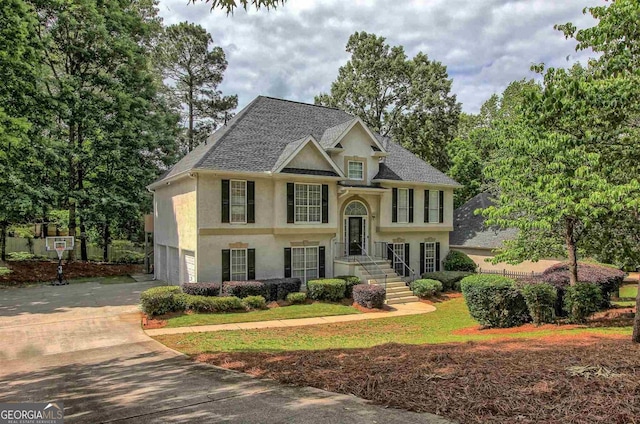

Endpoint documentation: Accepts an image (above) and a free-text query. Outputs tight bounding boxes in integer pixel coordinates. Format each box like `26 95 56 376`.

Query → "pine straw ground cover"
0 260 142 286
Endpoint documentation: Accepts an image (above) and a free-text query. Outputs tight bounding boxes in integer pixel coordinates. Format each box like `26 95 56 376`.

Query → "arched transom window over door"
345 201 367 216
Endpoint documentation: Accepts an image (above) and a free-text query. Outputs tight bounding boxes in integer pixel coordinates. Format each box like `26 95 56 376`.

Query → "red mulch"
0 260 142 286
351 302 390 313
197 335 640 423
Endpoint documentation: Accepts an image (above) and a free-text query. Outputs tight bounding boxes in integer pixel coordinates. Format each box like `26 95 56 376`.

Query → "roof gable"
273 136 344 177
320 118 386 153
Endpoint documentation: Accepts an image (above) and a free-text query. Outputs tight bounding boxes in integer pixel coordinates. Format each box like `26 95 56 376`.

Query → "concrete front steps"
352 259 419 304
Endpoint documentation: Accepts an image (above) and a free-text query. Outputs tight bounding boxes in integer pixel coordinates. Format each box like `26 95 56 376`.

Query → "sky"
156 0 602 114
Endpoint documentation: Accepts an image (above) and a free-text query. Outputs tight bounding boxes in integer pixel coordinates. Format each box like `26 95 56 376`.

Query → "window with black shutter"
247 181 255 223
222 249 230 281
247 248 255 280
439 191 444 223
286 183 295 223
284 247 292 277
221 180 230 223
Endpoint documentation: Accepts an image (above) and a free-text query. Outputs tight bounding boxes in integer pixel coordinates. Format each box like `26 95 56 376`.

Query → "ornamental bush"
222 281 267 299
460 275 530 328
186 295 244 313
443 250 477 272
286 292 307 304
261 278 302 301
242 295 267 310
352 284 386 309
421 271 474 291
307 278 346 301
182 282 221 297
563 283 602 323
334 275 361 298
520 283 557 325
411 279 443 297
140 286 183 316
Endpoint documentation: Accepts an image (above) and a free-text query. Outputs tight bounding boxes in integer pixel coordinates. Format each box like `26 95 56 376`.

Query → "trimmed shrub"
242 295 267 310
222 281 267 299
421 271 473 291
112 250 145 264
520 283 557 325
0 267 12 276
564 283 602 323
443 250 477 272
335 275 361 298
460 275 530 328
411 279 443 297
261 278 302 301
186 295 244 313
352 284 386 309
6 252 46 261
140 286 183 316
182 282 221 297
307 278 346 301
286 292 307 304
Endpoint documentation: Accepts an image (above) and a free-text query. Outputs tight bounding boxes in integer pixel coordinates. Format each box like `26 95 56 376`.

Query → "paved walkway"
145 302 436 336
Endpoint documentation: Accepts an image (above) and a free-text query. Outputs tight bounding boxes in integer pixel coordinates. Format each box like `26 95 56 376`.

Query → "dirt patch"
197 335 640 424
351 303 389 313
421 292 462 305
0 260 142 287
453 322 581 336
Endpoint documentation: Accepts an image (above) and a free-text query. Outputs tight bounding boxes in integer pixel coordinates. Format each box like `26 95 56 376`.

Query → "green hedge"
242 295 267 310
186 295 244 313
140 286 183 316
564 283 602 323
421 271 474 291
307 278 346 301
520 283 557 325
334 275 361 298
460 275 530 328
443 250 477 272
411 279 443 297
286 292 307 304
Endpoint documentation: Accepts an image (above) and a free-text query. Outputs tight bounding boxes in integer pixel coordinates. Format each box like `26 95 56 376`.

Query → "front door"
348 217 363 255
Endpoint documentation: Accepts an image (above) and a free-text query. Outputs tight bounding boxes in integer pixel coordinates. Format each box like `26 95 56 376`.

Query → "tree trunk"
188 83 194 152
565 218 578 286
103 223 110 262
633 278 640 343
0 222 7 262
80 220 88 261
68 123 77 261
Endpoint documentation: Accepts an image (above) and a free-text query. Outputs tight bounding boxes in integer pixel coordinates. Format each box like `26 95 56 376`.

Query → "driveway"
0 278 451 423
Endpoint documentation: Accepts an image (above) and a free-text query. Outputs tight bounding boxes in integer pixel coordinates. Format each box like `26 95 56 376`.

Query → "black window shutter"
247 181 255 223
435 242 441 271
287 183 295 223
318 246 326 278
222 249 230 281
439 190 444 223
420 243 425 275
321 184 329 223
404 243 410 277
408 189 414 223
284 247 292 277
221 180 230 223
247 248 256 280
387 243 393 261
392 188 398 223
424 190 430 223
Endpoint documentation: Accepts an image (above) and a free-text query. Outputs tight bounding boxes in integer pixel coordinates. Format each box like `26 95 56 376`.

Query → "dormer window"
347 160 364 180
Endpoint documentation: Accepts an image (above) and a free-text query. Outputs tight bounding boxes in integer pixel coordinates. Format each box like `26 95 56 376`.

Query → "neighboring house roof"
151 96 460 187
450 192 518 249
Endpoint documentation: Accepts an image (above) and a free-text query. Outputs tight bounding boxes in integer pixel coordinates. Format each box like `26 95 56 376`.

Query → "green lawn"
154 297 632 354
68 275 136 284
165 303 360 328
620 284 638 299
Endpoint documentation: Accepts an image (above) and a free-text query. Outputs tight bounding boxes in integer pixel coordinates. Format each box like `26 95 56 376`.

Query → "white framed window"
347 160 364 180
230 249 247 280
292 246 318 283
230 180 247 223
295 183 321 223
424 242 436 273
428 190 439 223
397 188 409 223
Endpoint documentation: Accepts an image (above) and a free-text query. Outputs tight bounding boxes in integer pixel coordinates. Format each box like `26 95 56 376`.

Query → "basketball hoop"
45 237 75 286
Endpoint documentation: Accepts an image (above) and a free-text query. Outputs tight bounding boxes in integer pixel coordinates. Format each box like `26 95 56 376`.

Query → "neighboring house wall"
452 247 560 273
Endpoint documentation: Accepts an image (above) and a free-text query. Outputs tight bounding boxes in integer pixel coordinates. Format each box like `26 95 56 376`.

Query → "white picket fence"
3 237 144 262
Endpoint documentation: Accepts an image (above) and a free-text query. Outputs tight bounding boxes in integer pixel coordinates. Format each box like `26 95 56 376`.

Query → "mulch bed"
198 334 640 423
0 260 142 286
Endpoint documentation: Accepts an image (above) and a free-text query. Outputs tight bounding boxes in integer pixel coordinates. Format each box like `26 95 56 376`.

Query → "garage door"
156 244 166 282
168 247 180 285
183 251 196 283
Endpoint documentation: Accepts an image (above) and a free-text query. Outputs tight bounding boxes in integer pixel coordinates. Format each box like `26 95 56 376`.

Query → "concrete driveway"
0 278 451 423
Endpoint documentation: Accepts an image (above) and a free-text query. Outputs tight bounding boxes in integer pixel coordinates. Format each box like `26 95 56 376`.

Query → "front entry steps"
350 259 419 304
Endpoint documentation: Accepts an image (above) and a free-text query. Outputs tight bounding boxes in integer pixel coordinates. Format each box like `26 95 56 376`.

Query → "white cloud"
157 0 603 113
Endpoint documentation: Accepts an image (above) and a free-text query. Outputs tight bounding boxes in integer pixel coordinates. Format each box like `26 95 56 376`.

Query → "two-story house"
148 96 461 300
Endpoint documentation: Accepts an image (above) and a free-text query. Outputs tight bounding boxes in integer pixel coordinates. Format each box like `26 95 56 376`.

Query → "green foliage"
185 295 244 313
334 275 361 298
192 0 284 14
443 250 477 272
306 279 347 301
421 271 473 291
460 275 530 328
564 283 602 323
0 267 12 276
140 286 182 316
286 292 307 304
315 31 460 171
520 283 557 325
5 251 45 261
411 279 443 298
111 250 145 264
242 295 267 310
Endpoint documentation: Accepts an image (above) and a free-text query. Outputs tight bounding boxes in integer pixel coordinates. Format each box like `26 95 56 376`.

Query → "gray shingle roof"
450 192 518 248
153 96 460 187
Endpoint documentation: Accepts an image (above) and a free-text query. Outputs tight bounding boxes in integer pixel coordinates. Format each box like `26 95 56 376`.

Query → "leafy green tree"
316 31 460 171
155 22 237 152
